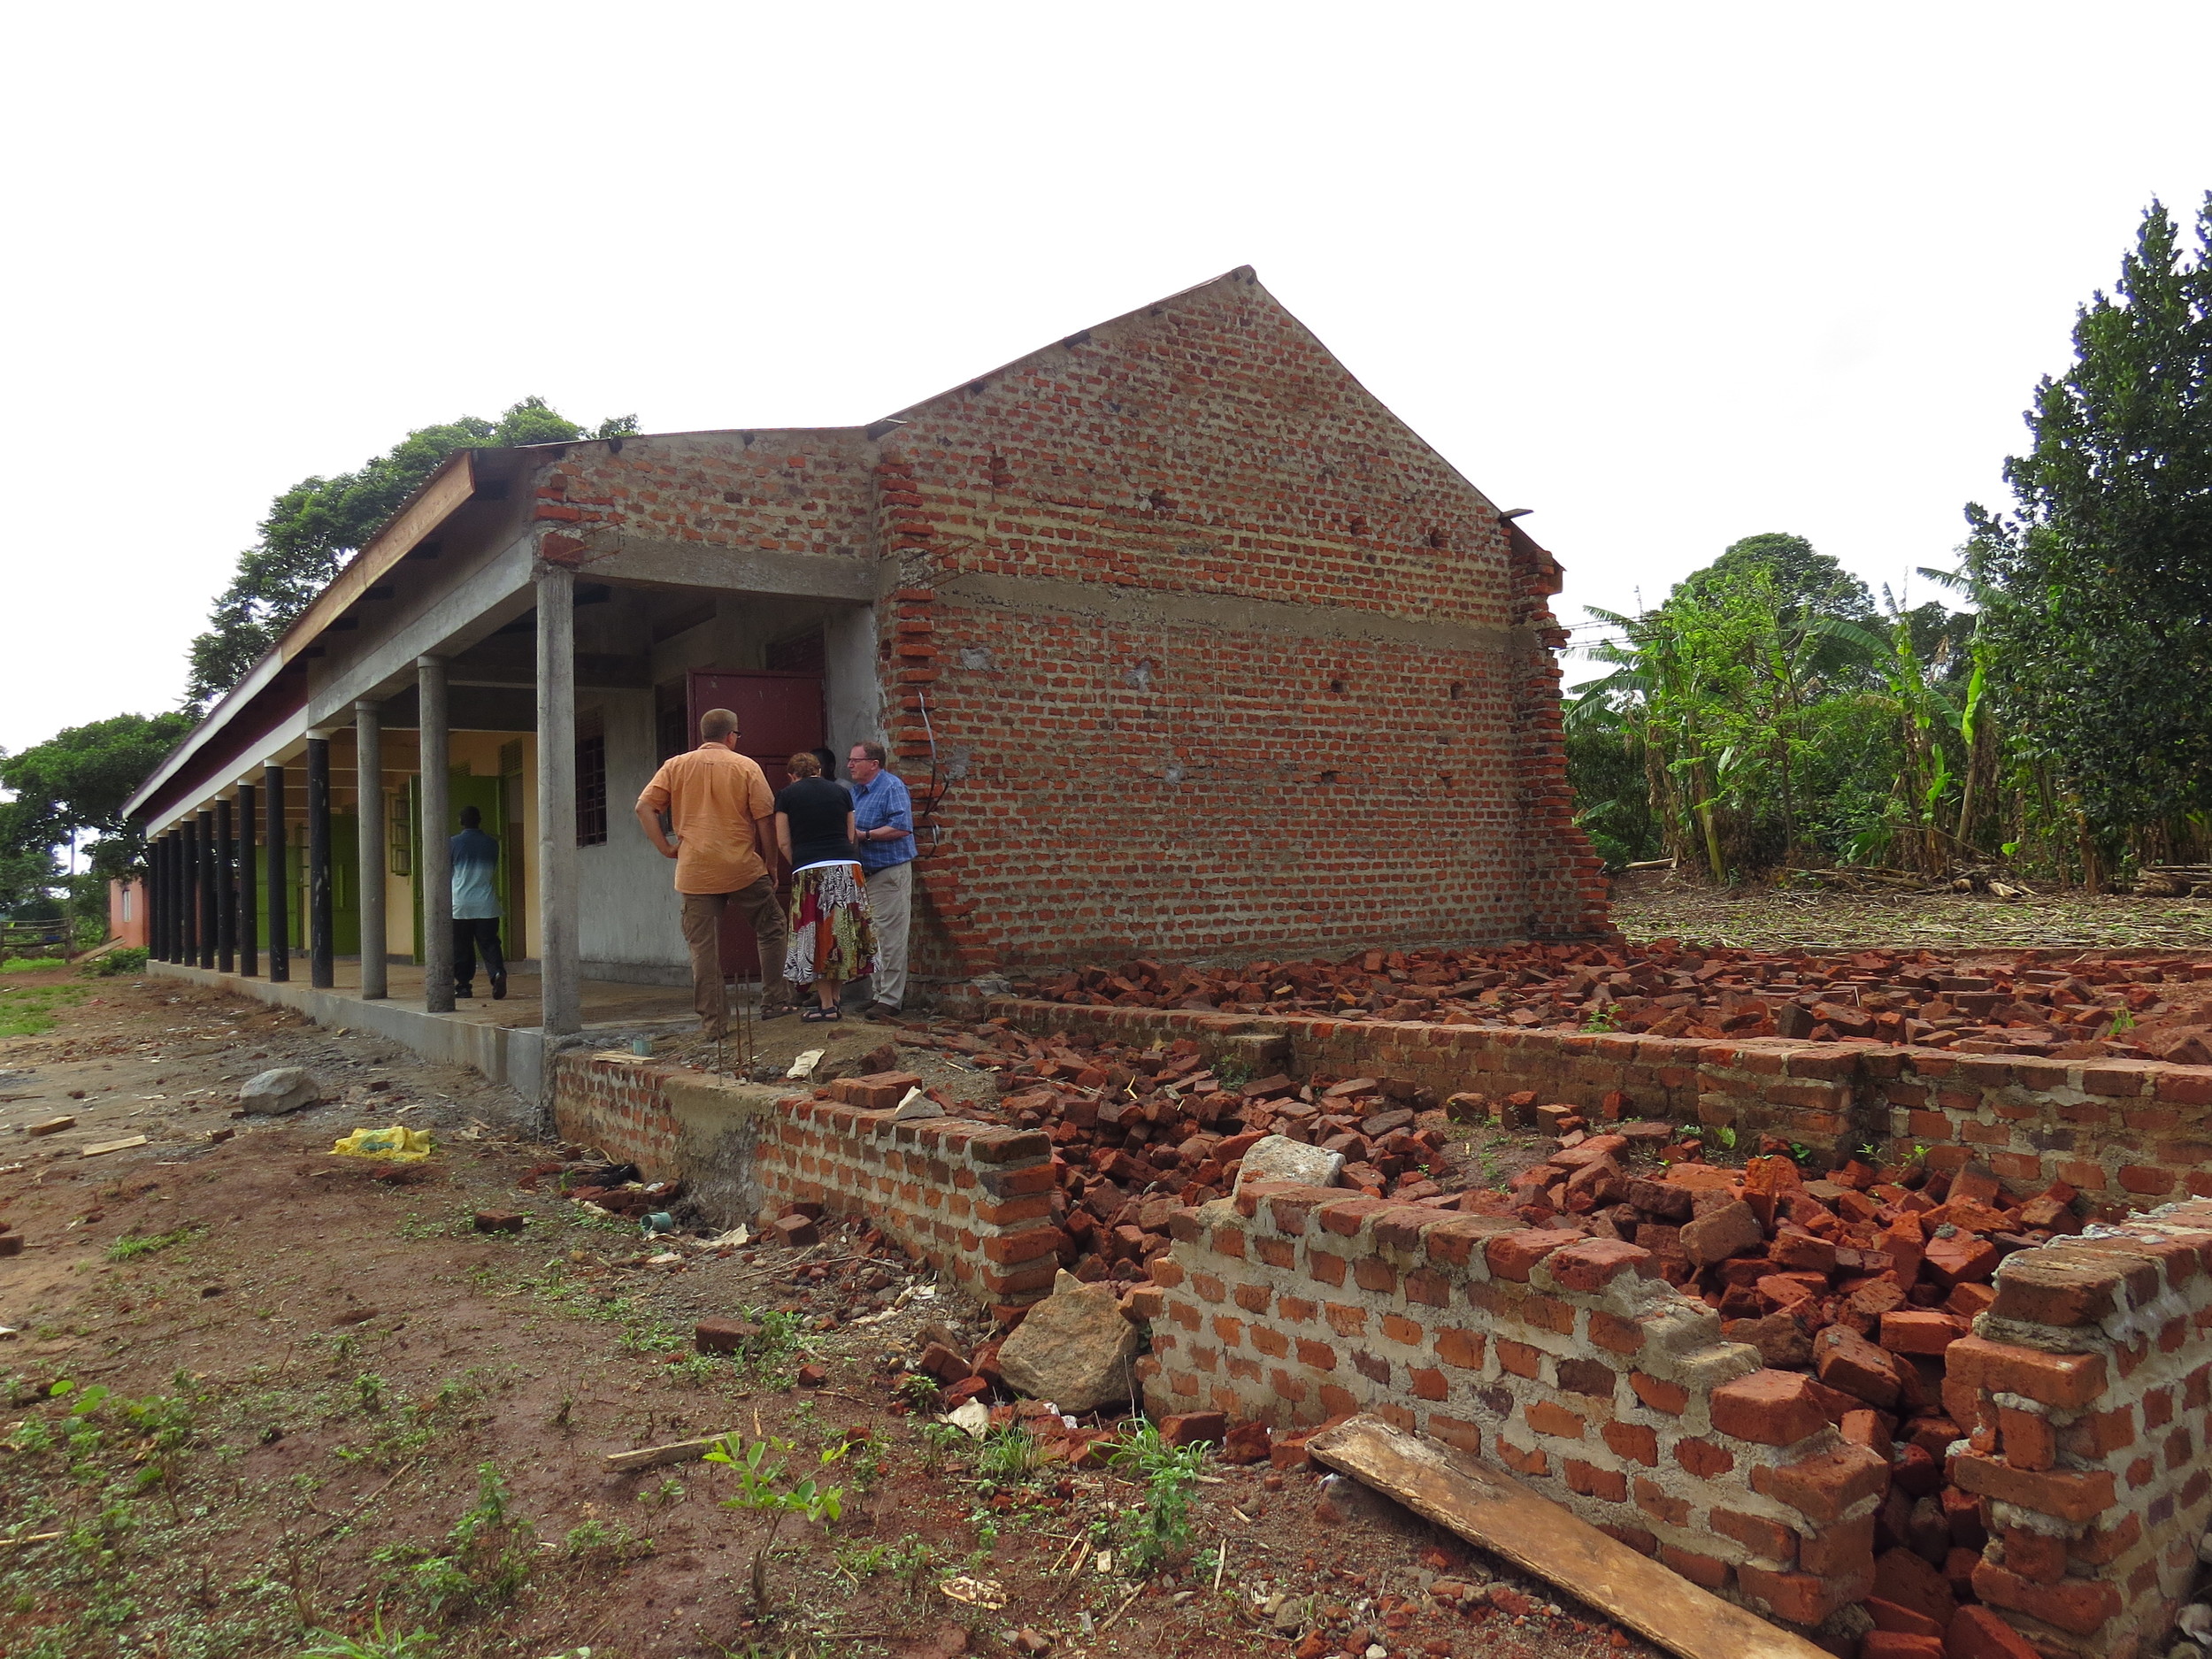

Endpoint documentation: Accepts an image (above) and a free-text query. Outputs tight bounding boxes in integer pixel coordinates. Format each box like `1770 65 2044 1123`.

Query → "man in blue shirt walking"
846 741 915 1018
450 805 505 1000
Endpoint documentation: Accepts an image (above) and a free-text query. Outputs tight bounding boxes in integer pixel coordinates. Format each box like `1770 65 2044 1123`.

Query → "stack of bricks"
988 995 2212 1203
764 1077 1062 1316
1143 1181 1893 1632
1942 1199 2212 1657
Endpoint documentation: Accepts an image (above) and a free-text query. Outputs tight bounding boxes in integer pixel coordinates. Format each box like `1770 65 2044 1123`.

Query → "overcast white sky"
4 1 2208 760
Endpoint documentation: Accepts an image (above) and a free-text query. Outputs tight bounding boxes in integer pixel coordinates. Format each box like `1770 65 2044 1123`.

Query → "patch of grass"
105 1222 205 1263
303 1608 440 1659
0 956 65 973
0 981 87 1036
372 1461 534 1617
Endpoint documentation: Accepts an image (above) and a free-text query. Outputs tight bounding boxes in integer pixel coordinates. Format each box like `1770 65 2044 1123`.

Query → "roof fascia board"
122 451 481 824
278 451 480 664
142 706 311 836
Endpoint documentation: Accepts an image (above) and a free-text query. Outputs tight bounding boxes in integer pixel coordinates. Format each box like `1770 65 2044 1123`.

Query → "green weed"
303 1607 440 1659
1107 1418 1208 1575
105 1223 205 1263
84 948 149 979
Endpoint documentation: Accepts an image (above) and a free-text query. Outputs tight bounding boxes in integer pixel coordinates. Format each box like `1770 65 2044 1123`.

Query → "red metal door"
685 670 825 978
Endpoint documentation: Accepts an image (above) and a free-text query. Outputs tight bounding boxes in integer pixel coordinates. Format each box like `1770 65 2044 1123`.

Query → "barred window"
576 732 608 847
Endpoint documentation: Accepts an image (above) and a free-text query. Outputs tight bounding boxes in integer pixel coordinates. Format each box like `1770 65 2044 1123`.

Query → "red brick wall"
513 271 1614 974
1148 1181 1889 1630
1942 1200 2212 1658
877 269 1612 972
551 1053 1061 1314
992 998 2212 1203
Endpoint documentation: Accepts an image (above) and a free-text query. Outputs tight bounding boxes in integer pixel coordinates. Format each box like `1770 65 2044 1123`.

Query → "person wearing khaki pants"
846 740 915 1017
635 709 795 1033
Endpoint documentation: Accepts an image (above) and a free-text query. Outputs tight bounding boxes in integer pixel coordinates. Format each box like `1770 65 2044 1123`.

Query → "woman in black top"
774 751 878 1021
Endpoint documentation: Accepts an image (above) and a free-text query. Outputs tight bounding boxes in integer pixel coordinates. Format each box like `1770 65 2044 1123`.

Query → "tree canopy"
1966 194 2212 837
184 397 640 706
0 711 195 898
1676 532 1874 621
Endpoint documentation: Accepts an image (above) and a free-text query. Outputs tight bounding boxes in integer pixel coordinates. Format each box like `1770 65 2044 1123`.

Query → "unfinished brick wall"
552 1053 1061 1314
878 268 1611 971
991 998 2212 1204
528 429 879 567
1943 1201 2212 1657
508 270 1617 974
1143 1181 1892 1629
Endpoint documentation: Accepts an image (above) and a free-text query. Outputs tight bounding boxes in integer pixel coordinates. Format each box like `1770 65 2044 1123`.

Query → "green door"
410 772 511 963
260 817 357 953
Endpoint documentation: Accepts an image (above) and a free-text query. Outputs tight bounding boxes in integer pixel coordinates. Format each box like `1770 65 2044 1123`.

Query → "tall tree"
0 710 195 885
1967 196 2212 843
1677 532 1875 622
185 397 640 705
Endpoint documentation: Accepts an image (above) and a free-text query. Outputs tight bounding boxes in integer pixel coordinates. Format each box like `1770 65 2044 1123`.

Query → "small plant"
1107 1418 1209 1575
382 1462 534 1615
2107 1007 2137 1038
1712 1124 1738 1151
105 1222 204 1263
917 1420 969 1475
303 1608 439 1659
563 1515 651 1569
1210 1055 1256 1089
637 1475 687 1509
1579 1001 1619 1033
974 1425 1044 1486
896 1371 942 1412
704 1433 848 1613
1788 1142 1815 1166
84 948 150 979
353 1372 388 1415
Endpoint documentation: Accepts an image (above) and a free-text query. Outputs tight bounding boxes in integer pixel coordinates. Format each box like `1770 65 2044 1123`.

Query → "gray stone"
237 1067 320 1116
890 1088 944 1121
1679 1198 1763 1265
996 1270 1139 1413
1233 1133 1343 1192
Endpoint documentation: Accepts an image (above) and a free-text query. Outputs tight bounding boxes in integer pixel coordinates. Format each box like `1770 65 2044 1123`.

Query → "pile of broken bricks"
1010 944 2212 1061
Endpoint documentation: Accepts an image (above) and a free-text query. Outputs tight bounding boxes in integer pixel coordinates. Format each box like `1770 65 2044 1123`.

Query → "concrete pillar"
356 700 387 999
535 561 581 1034
165 832 181 963
214 797 236 973
236 782 258 978
264 763 290 983
183 821 202 964
306 734 334 988
196 809 217 970
149 836 165 962
418 657 454 1014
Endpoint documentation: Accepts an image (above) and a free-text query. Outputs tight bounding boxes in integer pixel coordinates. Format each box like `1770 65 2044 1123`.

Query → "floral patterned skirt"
784 861 879 986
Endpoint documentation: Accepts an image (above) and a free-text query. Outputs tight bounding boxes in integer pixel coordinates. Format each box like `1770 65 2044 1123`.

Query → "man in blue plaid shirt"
846 741 915 1017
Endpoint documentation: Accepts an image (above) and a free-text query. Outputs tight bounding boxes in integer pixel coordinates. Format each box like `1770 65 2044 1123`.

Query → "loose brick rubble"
1014 943 2212 1061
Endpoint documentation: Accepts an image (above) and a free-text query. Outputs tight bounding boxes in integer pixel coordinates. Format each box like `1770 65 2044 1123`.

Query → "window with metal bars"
576 733 608 846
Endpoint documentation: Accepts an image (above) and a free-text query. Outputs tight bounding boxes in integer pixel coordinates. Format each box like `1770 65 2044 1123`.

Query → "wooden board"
1309 1417 1832 1659
81 1135 148 1157
603 1433 731 1474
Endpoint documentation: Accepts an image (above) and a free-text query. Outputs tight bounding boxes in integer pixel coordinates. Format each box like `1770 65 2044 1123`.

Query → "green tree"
1677 532 1875 622
185 398 640 705
0 711 196 883
1966 196 2212 855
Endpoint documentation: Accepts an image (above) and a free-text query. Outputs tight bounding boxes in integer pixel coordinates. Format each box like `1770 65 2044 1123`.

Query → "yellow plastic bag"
330 1125 435 1162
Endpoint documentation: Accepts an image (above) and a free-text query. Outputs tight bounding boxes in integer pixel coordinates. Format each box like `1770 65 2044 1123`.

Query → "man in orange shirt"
634 707 795 1033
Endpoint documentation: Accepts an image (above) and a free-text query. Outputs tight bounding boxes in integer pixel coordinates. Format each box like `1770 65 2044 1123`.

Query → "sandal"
801 1006 841 1022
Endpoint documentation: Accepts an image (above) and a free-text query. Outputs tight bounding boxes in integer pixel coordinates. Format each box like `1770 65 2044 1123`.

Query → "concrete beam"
580 531 879 603
305 536 539 728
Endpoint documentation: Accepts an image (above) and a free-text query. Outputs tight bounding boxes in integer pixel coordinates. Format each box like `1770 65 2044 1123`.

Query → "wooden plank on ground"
81 1136 148 1157
1309 1417 1832 1659
603 1433 730 1474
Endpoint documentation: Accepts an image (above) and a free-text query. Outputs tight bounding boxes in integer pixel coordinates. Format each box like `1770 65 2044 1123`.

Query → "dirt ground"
1609 865 2212 951
0 967 1653 1659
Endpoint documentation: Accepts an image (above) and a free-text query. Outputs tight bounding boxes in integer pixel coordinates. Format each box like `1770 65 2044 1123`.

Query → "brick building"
124 266 1609 1025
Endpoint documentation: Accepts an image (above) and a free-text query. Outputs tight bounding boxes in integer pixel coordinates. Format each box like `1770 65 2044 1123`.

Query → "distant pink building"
109 878 149 949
